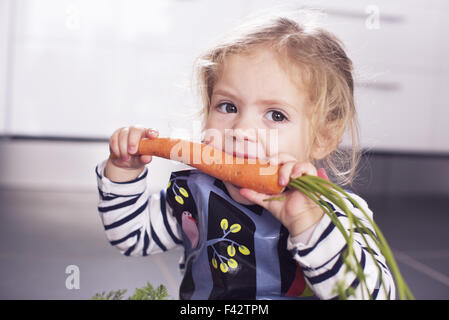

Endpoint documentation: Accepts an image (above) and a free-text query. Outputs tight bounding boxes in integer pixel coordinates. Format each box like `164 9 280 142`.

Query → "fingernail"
129 146 135 153
279 178 285 186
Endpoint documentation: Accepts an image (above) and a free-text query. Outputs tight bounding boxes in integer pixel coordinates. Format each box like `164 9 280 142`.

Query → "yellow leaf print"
175 195 184 205
179 187 189 198
220 219 228 231
227 245 235 257
167 181 171 188
230 224 241 233
238 245 250 255
227 259 238 269
220 262 229 273
212 258 218 269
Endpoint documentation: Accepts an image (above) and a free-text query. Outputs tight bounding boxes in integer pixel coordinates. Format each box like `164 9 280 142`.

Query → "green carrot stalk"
268 175 414 300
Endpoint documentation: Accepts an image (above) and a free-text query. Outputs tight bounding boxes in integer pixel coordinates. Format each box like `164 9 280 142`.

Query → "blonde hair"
193 10 360 186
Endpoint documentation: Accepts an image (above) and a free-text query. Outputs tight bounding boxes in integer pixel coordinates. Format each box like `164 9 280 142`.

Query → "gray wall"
354 152 449 197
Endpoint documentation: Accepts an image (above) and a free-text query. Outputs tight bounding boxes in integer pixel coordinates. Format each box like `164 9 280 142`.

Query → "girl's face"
204 46 313 205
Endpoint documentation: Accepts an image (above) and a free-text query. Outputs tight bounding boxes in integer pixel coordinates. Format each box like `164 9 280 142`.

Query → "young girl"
95 12 395 299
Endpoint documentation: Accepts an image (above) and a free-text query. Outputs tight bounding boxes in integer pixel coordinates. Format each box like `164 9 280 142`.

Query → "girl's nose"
232 128 256 141
231 126 258 143
231 115 258 142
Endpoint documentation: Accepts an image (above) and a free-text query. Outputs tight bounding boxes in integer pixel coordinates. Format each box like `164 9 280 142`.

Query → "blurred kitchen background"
0 0 448 300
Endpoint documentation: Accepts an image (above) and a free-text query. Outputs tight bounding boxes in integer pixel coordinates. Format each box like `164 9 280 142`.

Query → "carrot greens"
264 175 414 300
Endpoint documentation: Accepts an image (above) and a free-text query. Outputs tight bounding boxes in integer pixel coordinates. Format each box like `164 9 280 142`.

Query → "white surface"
0 0 11 135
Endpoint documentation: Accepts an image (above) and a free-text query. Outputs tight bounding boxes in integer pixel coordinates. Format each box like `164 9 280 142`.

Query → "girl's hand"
239 153 327 237
105 126 158 182
109 126 158 169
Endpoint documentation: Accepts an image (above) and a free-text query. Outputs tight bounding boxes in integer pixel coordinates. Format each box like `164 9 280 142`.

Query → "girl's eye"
216 102 237 113
266 110 287 122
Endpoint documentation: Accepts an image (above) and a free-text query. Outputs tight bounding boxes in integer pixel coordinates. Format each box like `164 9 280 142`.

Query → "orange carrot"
138 137 284 194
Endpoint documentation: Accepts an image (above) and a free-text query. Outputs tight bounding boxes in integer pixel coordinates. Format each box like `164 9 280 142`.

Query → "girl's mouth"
203 136 267 161
232 151 251 159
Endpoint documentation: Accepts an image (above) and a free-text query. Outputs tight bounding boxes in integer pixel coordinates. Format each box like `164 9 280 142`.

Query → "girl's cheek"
206 110 224 128
263 126 284 157
209 109 233 124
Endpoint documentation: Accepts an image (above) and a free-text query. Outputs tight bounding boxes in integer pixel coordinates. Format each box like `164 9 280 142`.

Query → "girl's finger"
140 155 153 164
109 130 120 159
267 152 297 166
278 161 297 186
290 162 318 179
127 125 145 155
118 128 130 161
145 128 159 139
239 188 272 210
136 129 158 163
317 168 329 180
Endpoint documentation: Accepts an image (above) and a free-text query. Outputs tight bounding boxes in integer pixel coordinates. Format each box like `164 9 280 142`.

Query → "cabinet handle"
355 81 401 91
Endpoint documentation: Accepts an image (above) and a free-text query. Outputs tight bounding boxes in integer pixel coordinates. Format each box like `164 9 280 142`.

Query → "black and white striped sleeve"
95 160 183 257
287 193 396 300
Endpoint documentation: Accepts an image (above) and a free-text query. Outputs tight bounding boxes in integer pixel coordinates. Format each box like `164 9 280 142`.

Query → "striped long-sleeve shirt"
95 160 395 300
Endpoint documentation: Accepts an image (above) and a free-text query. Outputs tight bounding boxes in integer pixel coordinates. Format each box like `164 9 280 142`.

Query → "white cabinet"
354 70 436 152
0 0 12 135
319 0 442 71
251 0 448 152
6 0 252 138
1 0 448 152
